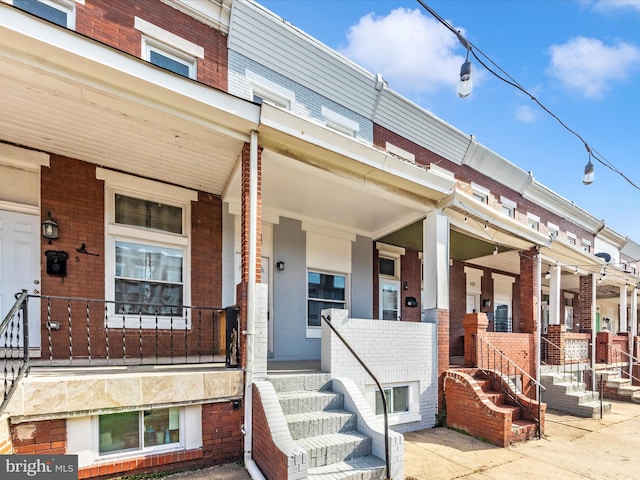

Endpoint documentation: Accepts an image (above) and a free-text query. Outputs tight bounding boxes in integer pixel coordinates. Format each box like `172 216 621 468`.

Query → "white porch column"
620 285 628 333
422 211 449 313
549 264 561 325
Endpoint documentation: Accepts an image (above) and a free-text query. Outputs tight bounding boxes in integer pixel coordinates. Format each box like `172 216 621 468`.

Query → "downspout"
535 251 541 396
244 130 265 480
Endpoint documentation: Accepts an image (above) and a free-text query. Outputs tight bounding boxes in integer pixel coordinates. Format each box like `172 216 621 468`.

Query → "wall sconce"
276 261 285 271
41 211 59 244
482 299 491 308
403 281 409 290
232 399 241 410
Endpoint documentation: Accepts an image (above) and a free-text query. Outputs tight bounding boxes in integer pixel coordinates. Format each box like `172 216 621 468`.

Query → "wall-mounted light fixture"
403 281 409 290
41 211 59 244
276 261 285 271
545 269 551 280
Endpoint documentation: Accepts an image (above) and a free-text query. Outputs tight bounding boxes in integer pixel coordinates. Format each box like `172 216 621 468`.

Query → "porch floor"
267 360 323 374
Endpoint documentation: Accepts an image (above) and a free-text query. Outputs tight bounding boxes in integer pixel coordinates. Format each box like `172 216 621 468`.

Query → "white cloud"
338 8 471 97
592 0 640 13
514 104 538 124
547 36 640 98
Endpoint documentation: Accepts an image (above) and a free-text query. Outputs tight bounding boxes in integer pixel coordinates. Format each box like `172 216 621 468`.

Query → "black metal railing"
607 343 640 386
28 294 235 367
1 290 30 414
541 336 603 416
476 335 545 439
321 314 391 480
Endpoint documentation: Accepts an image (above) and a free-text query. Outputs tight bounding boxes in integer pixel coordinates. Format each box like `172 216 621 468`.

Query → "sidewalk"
164 400 640 480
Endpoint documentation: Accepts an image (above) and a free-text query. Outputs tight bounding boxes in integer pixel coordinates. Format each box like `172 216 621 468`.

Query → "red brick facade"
251 384 290 480
75 0 228 90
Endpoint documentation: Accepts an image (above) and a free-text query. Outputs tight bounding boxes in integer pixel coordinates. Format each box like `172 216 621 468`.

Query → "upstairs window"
321 106 359 138
567 232 577 245
500 196 516 219
527 213 540 231
247 70 294 110
471 183 489 204
548 222 559 240
13 0 77 28
582 239 591 253
135 17 203 80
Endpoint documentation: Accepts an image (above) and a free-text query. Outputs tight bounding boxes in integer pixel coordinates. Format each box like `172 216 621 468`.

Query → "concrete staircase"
268 373 387 480
540 365 611 418
598 368 640 403
472 371 539 444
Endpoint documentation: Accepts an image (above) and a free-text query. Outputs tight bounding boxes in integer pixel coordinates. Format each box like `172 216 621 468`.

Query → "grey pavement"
163 400 640 480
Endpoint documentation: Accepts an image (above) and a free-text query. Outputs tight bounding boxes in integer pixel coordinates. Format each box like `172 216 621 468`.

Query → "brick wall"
519 247 540 335
251 384 290 480
0 416 12 454
201 401 244 464
76 0 227 90
579 274 594 331
373 124 593 243
11 419 66 455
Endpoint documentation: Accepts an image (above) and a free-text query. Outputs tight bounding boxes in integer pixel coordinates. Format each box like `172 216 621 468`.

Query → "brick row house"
1 1 639 479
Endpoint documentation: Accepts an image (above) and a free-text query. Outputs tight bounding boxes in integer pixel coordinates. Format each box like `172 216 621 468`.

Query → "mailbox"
45 250 68 276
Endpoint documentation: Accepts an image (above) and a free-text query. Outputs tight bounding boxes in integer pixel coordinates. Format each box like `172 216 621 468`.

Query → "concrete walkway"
164 400 640 480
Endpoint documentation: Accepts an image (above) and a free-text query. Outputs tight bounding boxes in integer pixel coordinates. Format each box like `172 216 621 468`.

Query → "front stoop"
444 369 543 447
269 373 387 480
598 368 640 404
540 366 612 418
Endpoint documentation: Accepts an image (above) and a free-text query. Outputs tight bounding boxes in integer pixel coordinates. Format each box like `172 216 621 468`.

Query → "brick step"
297 431 372 469
286 410 356 440
307 455 386 480
278 390 344 415
498 404 521 421
484 391 506 405
510 419 538 443
474 379 491 392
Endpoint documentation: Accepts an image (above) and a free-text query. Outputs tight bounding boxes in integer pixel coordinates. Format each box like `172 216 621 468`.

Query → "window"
581 239 591 253
97 169 196 329
500 196 516 218
307 271 346 328
548 222 559 239
13 0 76 28
247 71 294 109
379 257 396 277
376 386 409 415
134 17 203 80
471 183 489 204
527 213 540 231
321 106 359 137
567 232 577 245
99 408 180 456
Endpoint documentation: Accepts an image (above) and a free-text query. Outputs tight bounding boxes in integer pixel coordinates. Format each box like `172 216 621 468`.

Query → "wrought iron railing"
607 343 640 386
475 335 545 439
321 314 391 480
16 294 237 367
541 336 603 415
1 290 30 413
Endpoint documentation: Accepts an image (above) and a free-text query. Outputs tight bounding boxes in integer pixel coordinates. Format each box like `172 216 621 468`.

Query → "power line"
415 0 640 192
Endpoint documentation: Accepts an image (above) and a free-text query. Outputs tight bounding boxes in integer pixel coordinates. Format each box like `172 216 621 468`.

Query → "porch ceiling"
0 9 258 195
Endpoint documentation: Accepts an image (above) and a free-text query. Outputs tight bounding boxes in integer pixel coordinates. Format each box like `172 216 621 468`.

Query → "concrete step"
616 385 640 397
297 431 373 469
573 399 612 418
286 410 357 440
278 390 344 415
268 373 332 393
307 455 386 480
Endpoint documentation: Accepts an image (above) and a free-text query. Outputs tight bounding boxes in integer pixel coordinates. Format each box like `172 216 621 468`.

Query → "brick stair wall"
444 369 543 447
599 369 640 403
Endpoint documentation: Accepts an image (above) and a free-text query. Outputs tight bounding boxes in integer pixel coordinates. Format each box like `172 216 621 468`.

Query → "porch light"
582 146 594 185
42 211 59 244
545 269 551 280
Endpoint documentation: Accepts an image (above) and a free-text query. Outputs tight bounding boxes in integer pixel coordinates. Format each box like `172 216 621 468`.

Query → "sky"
258 0 640 243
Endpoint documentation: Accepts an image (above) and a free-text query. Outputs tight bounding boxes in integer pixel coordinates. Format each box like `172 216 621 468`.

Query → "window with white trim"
135 17 203 79
582 239 591 253
12 0 78 28
321 106 359 137
246 71 294 109
97 169 196 329
307 271 347 328
567 232 577 245
98 407 181 456
376 386 409 415
527 213 540 231
548 222 559 239
471 183 489 204
500 196 516 218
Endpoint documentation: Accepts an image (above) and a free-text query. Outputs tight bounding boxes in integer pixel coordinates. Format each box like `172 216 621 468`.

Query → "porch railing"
1 290 30 414
607 343 640 386
475 335 544 439
30 294 235 367
321 314 391 480
541 336 603 415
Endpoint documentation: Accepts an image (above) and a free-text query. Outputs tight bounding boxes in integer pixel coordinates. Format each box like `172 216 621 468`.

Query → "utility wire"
416 0 640 192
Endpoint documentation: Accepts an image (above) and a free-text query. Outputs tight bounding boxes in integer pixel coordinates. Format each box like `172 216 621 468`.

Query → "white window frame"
385 142 415 162
548 222 559 239
321 106 359 137
135 17 203 79
500 196 516 218
567 232 577 245
582 239 591 253
247 71 294 109
527 213 540 231
9 0 81 28
97 169 196 329
96 407 184 459
307 269 349 333
371 382 421 426
471 182 490 204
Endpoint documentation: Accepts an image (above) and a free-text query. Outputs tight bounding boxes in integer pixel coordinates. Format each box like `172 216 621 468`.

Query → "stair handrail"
1 290 30 414
321 314 391 480
607 343 640 386
475 335 545 439
541 336 603 411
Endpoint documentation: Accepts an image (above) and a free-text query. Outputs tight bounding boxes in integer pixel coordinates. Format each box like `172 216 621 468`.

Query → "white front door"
0 209 41 351
380 279 400 320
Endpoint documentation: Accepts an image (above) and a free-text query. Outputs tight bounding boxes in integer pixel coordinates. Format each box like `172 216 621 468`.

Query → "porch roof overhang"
0 4 259 195
226 104 458 239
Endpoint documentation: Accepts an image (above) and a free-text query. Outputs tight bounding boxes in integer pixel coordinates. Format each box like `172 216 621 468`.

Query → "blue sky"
258 0 640 243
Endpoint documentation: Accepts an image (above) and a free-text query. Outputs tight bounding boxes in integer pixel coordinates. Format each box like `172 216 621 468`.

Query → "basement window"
376 386 409 415
12 0 78 28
